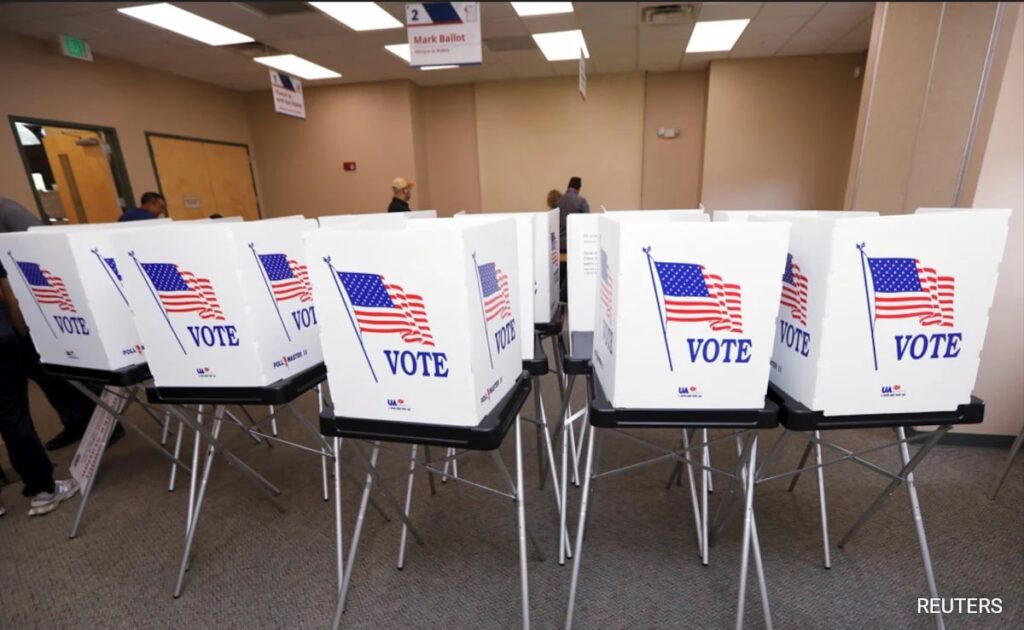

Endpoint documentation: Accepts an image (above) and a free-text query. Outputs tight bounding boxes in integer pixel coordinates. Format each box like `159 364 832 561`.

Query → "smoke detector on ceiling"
641 4 697 26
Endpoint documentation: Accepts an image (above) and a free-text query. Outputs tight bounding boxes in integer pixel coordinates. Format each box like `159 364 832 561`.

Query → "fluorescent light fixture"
385 43 411 62
254 54 341 80
532 29 589 62
685 19 750 53
511 2 574 17
117 3 253 46
421 65 459 71
309 2 402 31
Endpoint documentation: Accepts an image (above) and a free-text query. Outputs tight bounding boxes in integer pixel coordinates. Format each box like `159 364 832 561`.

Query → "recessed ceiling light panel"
254 54 341 80
117 3 254 46
511 2 574 17
309 2 403 31
685 19 750 53
532 29 589 62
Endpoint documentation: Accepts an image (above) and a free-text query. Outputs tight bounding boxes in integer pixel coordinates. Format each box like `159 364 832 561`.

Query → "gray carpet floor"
1 373 1021 629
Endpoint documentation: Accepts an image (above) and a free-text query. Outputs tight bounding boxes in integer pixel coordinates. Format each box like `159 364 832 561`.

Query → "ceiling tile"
575 2 638 29
757 2 824 18
482 17 530 39
519 13 581 34
697 2 764 21
744 15 813 36
800 11 872 39
490 49 556 79
819 2 876 17
827 16 873 53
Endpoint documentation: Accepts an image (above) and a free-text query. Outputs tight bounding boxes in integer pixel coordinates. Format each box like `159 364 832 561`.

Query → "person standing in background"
0 260 79 517
388 177 414 213
546 189 562 211
118 192 166 222
0 195 111 450
557 176 590 255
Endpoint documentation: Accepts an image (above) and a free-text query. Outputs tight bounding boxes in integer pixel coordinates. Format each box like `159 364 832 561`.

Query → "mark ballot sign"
269 69 305 119
305 218 521 426
594 218 790 409
406 2 481 67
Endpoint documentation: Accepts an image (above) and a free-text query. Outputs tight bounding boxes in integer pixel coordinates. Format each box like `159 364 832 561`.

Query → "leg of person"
0 338 77 515
20 337 104 450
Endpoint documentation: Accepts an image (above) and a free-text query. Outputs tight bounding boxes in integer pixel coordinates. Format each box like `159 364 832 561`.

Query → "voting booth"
306 218 523 426
746 208 1010 416
567 210 708 334
593 217 790 409
116 217 322 388
453 214 536 361
0 223 154 371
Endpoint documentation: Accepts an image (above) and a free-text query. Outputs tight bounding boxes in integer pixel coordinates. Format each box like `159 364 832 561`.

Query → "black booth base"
319 373 531 451
40 362 152 387
768 384 985 431
523 337 549 377
588 376 779 429
534 310 563 337
145 363 326 406
563 331 593 376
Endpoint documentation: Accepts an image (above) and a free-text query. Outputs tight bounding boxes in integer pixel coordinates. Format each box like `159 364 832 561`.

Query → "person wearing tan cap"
388 177 414 213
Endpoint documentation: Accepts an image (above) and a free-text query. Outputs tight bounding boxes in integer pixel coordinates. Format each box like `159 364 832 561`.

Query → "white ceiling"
0 2 874 91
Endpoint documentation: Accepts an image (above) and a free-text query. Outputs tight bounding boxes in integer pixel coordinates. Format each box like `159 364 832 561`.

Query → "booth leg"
734 433 758 630
336 444 380 618
813 431 832 569
268 405 278 437
185 407 203 536
161 409 171 446
514 415 531 630
701 429 710 565
333 437 344 593
559 395 572 566
989 429 1024 500
787 442 814 492
397 444 417 570
169 419 185 492
565 424 597 630
897 427 945 630
423 446 438 495
174 406 226 598
681 429 703 556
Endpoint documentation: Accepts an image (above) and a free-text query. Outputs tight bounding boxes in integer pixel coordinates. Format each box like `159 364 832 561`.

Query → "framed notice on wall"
406 2 482 67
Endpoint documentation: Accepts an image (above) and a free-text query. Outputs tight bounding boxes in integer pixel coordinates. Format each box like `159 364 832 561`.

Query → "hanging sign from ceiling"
406 2 482 68
269 70 305 120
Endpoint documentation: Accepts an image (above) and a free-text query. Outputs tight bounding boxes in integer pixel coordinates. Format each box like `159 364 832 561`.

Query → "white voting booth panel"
305 218 522 425
1 225 152 371
407 209 438 218
760 209 1010 416
452 214 535 360
116 217 322 387
594 218 790 409
318 213 408 229
713 210 879 222
567 211 709 335
535 209 560 323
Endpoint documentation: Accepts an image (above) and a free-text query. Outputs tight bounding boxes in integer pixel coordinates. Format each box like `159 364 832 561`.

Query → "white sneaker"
28 479 79 517
0 499 6 517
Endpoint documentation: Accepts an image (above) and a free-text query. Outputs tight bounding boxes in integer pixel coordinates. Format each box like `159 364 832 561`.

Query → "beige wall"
417 84 481 216
970 10 1023 437
641 71 706 209
702 54 863 211
0 32 254 216
246 81 420 217
474 73 645 212
845 2 1002 213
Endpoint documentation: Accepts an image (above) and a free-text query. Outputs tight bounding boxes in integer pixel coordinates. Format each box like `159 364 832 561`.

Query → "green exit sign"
59 35 93 62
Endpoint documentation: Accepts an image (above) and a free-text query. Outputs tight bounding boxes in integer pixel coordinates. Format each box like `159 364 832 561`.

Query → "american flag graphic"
478 262 512 322
780 253 809 325
16 262 76 312
599 249 613 322
104 257 122 282
867 257 954 327
338 272 435 346
258 253 312 303
654 261 743 333
550 232 559 268
140 263 225 321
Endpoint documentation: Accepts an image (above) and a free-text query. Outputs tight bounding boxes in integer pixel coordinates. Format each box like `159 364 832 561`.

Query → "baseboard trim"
907 427 1017 448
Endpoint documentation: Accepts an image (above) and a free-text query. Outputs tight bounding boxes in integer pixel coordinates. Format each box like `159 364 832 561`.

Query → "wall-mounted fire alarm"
343 161 357 172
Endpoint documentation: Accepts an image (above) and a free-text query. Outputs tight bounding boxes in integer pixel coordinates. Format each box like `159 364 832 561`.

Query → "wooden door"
41 127 122 224
149 135 260 221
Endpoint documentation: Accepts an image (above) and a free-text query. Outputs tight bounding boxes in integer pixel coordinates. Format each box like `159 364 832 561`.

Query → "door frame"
8 115 135 224
144 131 263 219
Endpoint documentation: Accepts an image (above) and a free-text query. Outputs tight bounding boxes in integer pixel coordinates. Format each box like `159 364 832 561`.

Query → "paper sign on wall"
269 69 305 119
406 2 481 67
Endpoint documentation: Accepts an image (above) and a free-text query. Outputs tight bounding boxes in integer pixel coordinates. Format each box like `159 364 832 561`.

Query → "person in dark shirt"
119 191 167 222
556 176 590 301
0 261 79 517
387 177 414 213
